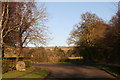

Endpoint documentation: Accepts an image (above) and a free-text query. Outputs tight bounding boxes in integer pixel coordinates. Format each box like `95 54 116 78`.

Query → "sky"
34 2 118 47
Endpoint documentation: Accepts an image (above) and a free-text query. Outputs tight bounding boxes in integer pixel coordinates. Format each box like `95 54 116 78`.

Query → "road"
33 63 116 80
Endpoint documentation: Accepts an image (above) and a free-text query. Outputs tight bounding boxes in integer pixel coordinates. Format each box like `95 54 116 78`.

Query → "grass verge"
2 67 35 78
2 67 49 80
20 67 49 79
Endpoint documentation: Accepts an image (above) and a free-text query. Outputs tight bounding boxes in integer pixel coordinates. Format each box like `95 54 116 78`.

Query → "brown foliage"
1 2 48 58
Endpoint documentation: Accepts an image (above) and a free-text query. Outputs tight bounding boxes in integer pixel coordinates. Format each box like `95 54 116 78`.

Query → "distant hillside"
4 46 74 58
27 46 74 52
44 46 74 51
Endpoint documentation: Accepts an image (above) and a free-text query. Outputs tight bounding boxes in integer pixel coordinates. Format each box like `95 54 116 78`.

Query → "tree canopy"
68 10 120 64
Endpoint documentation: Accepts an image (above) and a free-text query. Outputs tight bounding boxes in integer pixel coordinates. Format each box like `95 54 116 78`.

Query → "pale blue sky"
28 2 117 47
44 2 117 47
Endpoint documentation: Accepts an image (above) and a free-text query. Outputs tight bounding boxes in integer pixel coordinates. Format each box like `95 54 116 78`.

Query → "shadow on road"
33 59 120 80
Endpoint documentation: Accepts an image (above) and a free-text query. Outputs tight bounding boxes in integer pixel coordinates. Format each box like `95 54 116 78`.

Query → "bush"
2 59 32 73
8 61 16 71
24 60 32 68
2 60 9 74
2 60 16 73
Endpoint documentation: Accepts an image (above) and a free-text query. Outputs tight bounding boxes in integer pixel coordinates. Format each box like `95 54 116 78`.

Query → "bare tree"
0 2 48 60
0 2 26 57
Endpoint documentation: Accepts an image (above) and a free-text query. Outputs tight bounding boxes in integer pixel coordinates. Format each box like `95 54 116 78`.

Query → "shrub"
2 60 9 74
8 60 16 71
2 60 16 73
2 59 32 73
28 49 35 54
24 60 32 68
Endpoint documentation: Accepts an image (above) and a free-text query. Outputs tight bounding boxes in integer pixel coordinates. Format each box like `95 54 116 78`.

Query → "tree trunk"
0 29 4 59
16 29 23 62
2 44 4 58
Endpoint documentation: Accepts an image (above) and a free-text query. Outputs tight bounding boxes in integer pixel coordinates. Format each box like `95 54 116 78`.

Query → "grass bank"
2 67 49 80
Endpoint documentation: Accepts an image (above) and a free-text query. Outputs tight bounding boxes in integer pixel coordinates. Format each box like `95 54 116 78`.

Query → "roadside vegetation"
1 1 49 79
67 3 120 79
2 67 49 80
1 1 120 79
3 67 35 78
